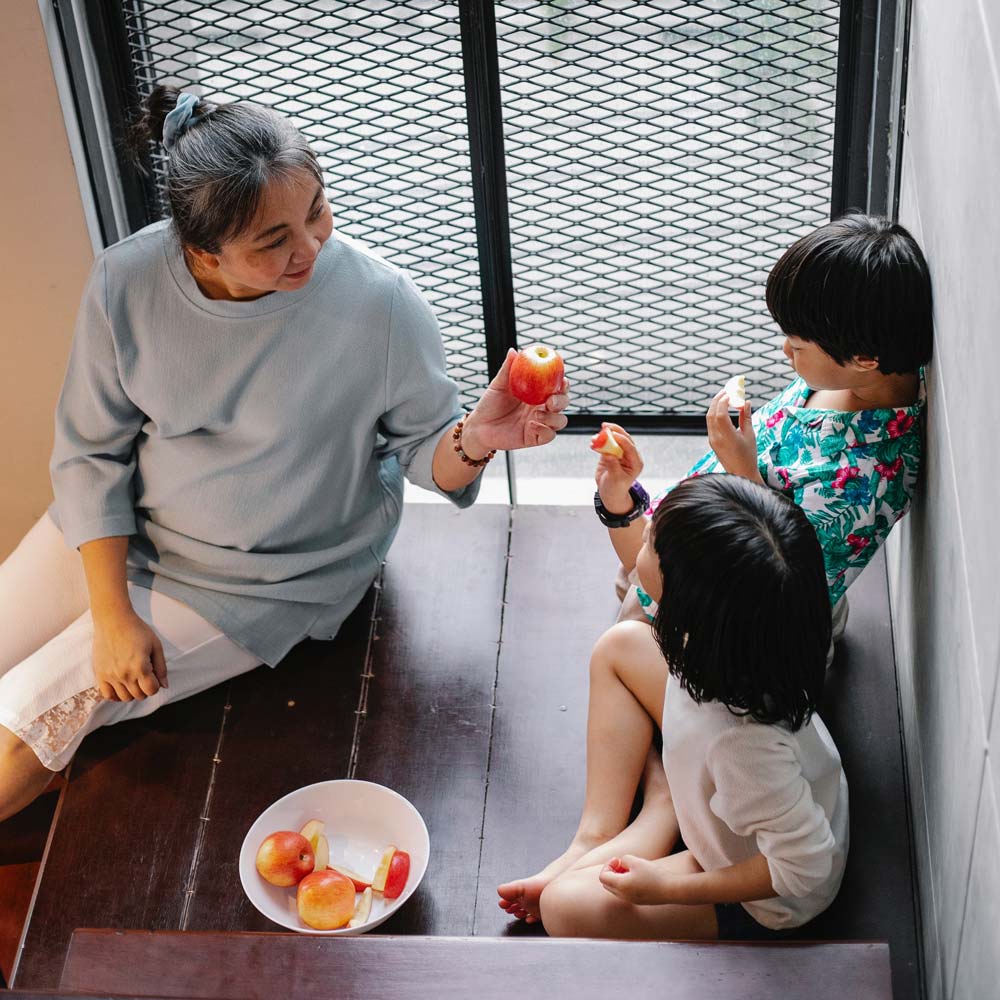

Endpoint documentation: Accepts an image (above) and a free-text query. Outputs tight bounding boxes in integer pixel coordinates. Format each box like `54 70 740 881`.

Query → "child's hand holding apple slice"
592 422 644 516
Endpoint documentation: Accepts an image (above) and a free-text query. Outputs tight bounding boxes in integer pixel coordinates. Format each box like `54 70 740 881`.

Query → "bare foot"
498 841 596 923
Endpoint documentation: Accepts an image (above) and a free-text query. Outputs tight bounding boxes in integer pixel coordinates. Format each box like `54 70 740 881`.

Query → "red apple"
383 849 411 900
590 425 624 459
255 831 314 887
296 869 357 930
509 344 564 406
327 863 371 892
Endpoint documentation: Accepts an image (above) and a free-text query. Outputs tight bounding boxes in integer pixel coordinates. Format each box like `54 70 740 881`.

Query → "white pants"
0 513 261 771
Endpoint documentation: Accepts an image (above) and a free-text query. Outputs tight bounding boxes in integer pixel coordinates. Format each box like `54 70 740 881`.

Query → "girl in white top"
498 473 848 938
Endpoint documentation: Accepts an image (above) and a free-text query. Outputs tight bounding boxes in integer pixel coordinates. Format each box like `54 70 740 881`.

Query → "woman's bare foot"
498 836 609 923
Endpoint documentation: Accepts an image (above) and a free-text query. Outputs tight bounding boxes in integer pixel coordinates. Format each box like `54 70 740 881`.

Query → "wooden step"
9 505 919 999
57 930 893 1000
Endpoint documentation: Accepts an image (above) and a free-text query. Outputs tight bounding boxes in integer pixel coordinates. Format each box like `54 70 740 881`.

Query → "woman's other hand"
462 349 570 454
594 423 644 514
92 609 168 702
706 391 763 484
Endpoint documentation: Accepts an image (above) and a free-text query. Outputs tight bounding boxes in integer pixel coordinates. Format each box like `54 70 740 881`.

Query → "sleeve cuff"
58 512 137 551
401 415 483 509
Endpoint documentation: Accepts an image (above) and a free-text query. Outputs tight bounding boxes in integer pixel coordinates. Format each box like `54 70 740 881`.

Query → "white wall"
886 1 1000 998
0 0 94 559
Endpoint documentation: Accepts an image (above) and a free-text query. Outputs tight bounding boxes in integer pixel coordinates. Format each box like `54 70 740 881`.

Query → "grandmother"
0 87 568 821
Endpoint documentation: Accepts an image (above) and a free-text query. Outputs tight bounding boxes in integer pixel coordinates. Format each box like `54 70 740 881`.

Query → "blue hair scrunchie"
162 92 202 151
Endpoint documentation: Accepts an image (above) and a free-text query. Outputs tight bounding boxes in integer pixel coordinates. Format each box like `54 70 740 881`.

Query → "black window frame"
54 0 909 434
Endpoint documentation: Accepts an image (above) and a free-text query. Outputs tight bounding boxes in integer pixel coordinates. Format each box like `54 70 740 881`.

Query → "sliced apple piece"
383 849 411 900
349 886 373 929
328 863 371 892
723 374 747 410
372 845 397 893
313 833 330 872
298 819 325 855
590 426 624 459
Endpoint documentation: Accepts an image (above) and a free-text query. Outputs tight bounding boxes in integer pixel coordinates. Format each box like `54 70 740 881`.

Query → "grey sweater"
49 221 478 665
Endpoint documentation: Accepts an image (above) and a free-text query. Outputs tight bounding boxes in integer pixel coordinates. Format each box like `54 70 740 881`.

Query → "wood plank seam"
348 568 385 779
471 506 514 934
9 767 72 986
179 690 235 930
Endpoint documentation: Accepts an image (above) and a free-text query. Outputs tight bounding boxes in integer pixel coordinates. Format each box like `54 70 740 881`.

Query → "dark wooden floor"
3 504 918 998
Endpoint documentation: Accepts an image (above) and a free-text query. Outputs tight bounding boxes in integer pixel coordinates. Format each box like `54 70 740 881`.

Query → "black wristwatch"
594 481 650 528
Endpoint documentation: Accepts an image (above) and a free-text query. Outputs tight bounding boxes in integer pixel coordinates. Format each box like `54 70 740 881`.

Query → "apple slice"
349 886 373 929
606 857 629 874
372 845 397 893
590 426 624 459
383 849 411 900
313 833 330 872
299 819 325 854
328 863 371 892
723 374 747 410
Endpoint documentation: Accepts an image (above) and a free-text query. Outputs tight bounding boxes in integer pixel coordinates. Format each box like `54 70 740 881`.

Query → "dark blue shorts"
713 902 798 941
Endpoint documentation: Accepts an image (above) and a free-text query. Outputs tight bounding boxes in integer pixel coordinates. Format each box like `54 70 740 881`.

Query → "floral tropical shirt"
636 373 925 614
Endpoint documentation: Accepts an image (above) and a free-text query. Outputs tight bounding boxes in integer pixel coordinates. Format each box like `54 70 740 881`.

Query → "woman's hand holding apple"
461 348 570 456
594 423 644 515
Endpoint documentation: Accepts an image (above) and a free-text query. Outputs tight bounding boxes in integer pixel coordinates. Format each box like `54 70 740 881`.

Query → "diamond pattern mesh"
495 0 841 412
124 0 488 409
119 0 840 416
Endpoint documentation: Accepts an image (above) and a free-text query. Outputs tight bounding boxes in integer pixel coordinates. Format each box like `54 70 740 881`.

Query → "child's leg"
498 621 669 922
540 850 718 940
561 746 677 875
0 583 261 822
0 512 90 677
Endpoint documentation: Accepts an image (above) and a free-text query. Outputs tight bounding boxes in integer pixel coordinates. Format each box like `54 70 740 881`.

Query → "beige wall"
1 0 94 559
887 0 1000 997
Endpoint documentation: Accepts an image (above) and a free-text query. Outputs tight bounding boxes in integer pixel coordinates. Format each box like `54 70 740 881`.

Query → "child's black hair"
650 474 831 731
765 214 933 375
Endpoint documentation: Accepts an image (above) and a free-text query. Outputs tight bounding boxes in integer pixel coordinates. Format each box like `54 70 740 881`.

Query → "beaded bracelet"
453 418 497 468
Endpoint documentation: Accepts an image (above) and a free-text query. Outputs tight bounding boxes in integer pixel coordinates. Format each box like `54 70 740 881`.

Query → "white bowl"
239 779 430 935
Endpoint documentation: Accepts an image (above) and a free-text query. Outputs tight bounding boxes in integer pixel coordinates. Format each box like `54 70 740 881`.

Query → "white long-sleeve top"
662 673 849 929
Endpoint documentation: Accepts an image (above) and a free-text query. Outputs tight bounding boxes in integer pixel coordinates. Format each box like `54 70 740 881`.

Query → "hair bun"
125 85 216 162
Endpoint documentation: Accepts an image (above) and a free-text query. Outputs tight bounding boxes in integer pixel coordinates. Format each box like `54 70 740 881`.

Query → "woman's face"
188 168 334 300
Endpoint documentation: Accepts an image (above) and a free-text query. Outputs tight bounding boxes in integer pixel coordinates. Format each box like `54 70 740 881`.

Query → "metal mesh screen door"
97 0 842 419
494 1 840 414
123 0 490 409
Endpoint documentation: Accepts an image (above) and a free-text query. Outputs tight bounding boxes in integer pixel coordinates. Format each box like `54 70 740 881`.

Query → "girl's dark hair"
765 213 933 375
126 85 323 253
651 474 831 731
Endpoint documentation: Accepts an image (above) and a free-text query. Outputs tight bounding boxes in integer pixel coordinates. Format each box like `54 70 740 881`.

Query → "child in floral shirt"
597 214 933 630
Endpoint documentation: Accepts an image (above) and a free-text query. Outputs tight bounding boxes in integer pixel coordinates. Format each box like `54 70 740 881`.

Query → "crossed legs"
497 621 682 925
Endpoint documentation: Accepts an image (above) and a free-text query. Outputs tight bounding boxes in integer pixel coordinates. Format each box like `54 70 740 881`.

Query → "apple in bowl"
297 868 357 930
255 831 314 887
239 779 430 935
